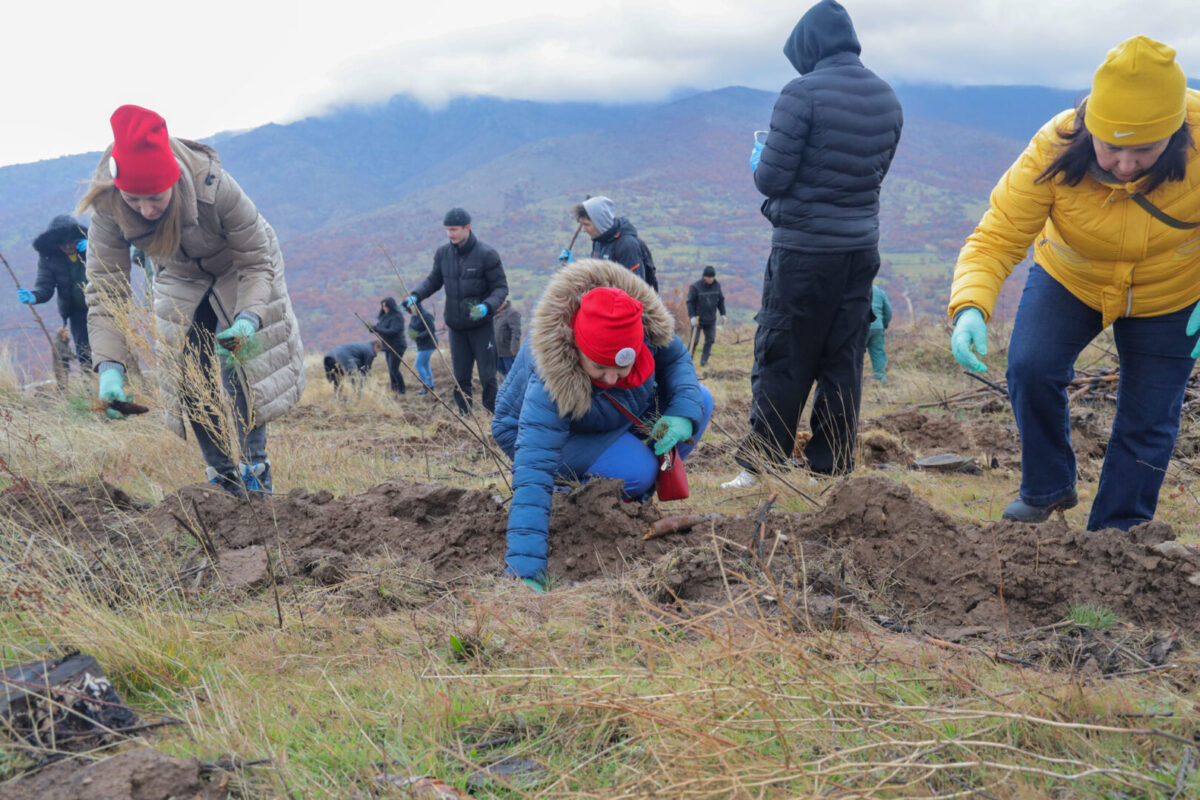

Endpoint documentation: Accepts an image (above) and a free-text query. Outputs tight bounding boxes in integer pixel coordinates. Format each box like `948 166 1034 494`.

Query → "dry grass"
1 316 1199 798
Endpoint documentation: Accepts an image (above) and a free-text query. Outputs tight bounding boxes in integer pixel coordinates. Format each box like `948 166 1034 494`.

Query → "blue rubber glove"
650 415 694 456
1187 301 1200 359
559 248 574 264
16 288 35 304
214 318 258 358
522 578 545 594
751 141 764 172
402 294 418 309
76 239 88 255
950 307 988 373
469 303 488 320
98 369 130 420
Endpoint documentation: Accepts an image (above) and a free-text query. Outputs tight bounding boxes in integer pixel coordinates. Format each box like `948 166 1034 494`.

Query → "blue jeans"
1007 265 1195 530
585 385 714 498
415 349 434 389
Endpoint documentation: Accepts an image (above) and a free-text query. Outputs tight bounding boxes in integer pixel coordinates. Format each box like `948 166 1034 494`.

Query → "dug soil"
7 472 1199 648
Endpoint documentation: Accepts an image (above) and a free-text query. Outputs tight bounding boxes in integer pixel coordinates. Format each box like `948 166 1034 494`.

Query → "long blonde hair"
77 171 182 262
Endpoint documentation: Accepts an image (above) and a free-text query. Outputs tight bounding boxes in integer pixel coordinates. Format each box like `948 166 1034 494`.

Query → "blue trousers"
1007 265 1196 530
585 385 714 498
415 349 434 389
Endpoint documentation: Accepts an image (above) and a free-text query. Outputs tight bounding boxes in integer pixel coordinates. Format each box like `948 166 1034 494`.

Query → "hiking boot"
1002 489 1078 523
206 466 245 497
721 469 758 489
240 461 273 497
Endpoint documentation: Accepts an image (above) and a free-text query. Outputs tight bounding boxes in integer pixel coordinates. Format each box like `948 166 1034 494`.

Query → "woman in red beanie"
948 36 1200 530
78 104 305 496
492 259 714 588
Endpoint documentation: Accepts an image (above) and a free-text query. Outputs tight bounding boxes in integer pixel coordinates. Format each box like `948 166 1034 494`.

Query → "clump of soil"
0 480 148 546
857 427 912 467
865 409 1021 467
0 748 228 800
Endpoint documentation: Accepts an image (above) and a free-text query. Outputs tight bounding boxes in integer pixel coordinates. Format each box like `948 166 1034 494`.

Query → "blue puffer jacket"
755 0 903 253
492 259 703 579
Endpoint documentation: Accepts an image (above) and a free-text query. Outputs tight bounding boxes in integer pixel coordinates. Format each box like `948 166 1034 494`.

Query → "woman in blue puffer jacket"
493 259 714 587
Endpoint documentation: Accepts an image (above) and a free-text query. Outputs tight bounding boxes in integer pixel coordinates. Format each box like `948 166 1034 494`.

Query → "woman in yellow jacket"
948 36 1200 530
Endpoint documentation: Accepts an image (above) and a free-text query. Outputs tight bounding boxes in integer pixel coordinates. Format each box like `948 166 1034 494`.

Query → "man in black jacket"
17 215 92 367
726 0 902 488
324 340 382 399
371 297 407 396
561 197 657 291
493 298 522 378
686 265 727 367
405 208 508 413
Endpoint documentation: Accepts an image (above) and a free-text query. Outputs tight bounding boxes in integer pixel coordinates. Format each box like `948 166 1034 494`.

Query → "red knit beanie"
109 105 180 195
572 287 646 367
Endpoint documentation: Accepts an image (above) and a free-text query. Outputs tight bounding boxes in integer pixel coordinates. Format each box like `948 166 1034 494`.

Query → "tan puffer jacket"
85 138 305 438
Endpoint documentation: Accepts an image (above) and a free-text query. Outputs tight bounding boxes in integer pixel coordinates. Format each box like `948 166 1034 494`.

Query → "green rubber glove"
98 369 130 420
950 307 988 373
214 318 258 358
650 415 693 456
522 578 545 594
1187 301 1200 359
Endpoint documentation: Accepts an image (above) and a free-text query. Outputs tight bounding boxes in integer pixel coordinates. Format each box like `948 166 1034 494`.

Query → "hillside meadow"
1 319 1199 798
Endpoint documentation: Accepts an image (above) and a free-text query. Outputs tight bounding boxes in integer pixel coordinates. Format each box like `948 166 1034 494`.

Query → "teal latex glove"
751 140 764 172
76 239 88 255
522 578 545 594
98 369 130 420
402 294 418 309
559 248 574 264
950 307 988 373
214 318 258 358
16 288 35 304
651 415 693 456
469 303 488 320
1187 301 1200 359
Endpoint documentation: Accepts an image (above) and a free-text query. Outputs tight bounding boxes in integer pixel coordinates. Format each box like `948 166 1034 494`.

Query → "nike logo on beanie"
1112 131 1135 138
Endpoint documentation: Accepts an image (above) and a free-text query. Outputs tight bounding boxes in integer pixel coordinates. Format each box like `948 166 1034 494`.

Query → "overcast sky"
3 0 1197 167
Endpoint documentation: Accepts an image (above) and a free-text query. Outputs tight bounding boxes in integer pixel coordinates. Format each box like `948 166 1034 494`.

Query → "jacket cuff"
235 311 262 330
97 361 125 376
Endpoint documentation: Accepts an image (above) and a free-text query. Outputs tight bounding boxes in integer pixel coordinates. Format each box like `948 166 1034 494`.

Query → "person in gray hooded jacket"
726 0 902 488
561 197 657 291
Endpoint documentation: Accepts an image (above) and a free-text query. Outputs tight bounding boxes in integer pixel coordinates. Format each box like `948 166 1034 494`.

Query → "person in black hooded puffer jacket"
371 297 407 395
727 0 902 488
18 215 92 366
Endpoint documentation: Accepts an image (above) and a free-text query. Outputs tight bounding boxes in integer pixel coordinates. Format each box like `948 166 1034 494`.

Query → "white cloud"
2 0 1196 166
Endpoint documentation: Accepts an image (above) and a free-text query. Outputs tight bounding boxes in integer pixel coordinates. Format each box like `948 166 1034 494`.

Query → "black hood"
33 215 88 256
784 0 861 75
381 297 399 313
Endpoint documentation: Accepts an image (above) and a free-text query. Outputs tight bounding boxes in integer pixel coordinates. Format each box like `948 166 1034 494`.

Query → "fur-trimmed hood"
531 258 674 420
33 215 88 255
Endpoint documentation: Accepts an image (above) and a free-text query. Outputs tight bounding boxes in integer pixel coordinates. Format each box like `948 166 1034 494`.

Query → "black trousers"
66 305 91 367
384 349 406 394
448 324 497 414
738 246 878 475
698 320 717 365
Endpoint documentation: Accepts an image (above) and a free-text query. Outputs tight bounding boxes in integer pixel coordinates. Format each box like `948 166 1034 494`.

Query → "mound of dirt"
865 410 1021 468
0 748 227 800
0 481 148 546
781 476 1200 638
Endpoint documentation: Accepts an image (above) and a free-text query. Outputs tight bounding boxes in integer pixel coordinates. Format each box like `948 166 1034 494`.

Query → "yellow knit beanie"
1085 35 1186 146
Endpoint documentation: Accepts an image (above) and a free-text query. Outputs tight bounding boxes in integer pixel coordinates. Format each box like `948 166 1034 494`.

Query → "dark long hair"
1035 99 1192 194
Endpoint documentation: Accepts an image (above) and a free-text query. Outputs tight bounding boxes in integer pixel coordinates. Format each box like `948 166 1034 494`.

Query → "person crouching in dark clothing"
324 340 382 400
494 298 522 378
371 297 408 395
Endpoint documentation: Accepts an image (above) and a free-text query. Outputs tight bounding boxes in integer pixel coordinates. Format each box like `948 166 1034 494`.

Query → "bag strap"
1130 193 1200 230
604 393 650 435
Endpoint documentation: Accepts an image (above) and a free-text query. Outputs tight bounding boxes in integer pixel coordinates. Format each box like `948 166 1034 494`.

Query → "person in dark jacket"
726 0 902 488
493 259 713 588
371 297 407 395
560 197 657 291
686 265 727 367
406 301 438 394
494 298 522 377
324 340 382 399
404 208 508 413
17 215 92 367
